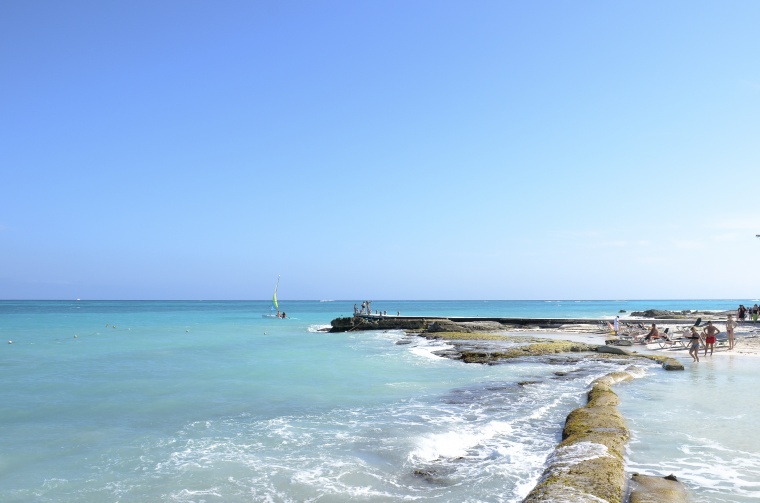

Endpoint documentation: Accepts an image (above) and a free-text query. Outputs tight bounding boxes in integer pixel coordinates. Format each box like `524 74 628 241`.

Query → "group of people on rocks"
737 304 759 323
355 301 373 315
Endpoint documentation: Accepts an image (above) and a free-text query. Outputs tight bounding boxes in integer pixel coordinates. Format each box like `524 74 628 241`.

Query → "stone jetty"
329 313 707 333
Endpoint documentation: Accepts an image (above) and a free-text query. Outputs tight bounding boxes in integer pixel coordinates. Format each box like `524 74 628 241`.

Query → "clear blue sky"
2 1 759 300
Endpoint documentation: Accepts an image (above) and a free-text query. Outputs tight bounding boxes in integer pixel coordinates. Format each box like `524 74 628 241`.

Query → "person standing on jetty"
613 316 619 335
687 327 701 362
726 314 738 350
753 304 759 323
703 321 720 356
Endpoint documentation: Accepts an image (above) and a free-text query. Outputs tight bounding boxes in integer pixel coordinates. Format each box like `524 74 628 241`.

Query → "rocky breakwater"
629 309 730 320
523 370 634 502
329 315 428 332
328 316 505 333
522 368 692 503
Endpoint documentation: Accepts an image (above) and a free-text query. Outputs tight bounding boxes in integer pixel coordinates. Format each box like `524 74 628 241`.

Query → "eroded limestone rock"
629 473 692 503
523 373 633 503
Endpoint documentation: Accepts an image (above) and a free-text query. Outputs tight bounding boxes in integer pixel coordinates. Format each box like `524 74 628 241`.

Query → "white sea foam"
170 487 223 501
409 343 454 359
408 420 513 462
307 324 331 333
547 441 610 470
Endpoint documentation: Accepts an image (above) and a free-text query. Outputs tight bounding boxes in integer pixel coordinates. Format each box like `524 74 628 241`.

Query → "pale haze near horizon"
2 1 759 301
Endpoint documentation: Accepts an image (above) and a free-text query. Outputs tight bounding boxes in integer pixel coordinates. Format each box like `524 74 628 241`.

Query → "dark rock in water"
629 309 684 319
551 368 592 381
517 380 542 386
395 339 413 345
413 469 442 484
329 315 426 332
629 473 691 503
432 349 462 360
596 345 633 356
661 358 685 371
619 309 626 313
606 339 633 346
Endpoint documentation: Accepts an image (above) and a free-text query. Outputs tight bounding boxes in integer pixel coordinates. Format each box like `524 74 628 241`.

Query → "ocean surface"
1 299 758 502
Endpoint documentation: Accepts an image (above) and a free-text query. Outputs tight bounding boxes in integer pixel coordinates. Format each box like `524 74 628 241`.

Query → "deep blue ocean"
1 300 758 502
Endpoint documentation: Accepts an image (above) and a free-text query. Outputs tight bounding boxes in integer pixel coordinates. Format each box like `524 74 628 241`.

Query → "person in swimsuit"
643 324 660 343
687 327 701 362
726 314 737 350
702 321 720 356
632 323 658 343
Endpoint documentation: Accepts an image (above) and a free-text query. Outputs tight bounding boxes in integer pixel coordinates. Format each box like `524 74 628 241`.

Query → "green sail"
272 275 280 311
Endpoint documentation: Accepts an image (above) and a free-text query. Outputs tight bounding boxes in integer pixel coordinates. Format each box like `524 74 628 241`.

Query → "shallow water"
618 356 760 502
0 300 755 502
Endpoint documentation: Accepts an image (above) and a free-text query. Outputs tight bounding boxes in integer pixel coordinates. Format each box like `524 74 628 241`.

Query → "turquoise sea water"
1 300 758 502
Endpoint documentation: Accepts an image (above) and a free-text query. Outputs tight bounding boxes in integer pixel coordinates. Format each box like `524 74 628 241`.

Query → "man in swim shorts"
703 321 720 356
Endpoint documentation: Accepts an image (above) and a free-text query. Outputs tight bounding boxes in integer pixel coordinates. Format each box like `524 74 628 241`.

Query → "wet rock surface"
522 369 637 503
628 473 692 503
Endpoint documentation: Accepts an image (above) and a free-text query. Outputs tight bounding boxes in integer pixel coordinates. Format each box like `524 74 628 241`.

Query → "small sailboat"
262 276 283 318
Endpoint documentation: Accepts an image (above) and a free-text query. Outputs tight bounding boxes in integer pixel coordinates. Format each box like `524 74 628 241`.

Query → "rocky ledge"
329 316 505 333
523 370 634 502
629 309 730 319
412 330 685 371
629 473 691 503
329 316 428 332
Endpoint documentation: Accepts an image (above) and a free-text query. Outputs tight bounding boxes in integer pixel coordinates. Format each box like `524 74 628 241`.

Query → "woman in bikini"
726 314 737 350
687 327 701 362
